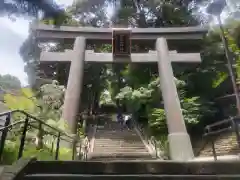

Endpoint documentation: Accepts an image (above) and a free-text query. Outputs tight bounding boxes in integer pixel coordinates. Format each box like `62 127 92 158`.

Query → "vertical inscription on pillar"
112 29 131 57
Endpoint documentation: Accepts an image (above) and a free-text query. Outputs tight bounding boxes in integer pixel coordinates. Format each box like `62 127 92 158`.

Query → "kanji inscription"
112 29 131 57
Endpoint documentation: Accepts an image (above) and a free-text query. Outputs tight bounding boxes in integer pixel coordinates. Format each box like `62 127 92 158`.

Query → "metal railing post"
72 134 77 160
78 142 82 160
36 122 43 150
154 139 158 158
51 138 55 156
0 110 83 162
18 115 29 159
0 113 11 161
55 132 61 160
211 137 217 161
232 118 240 148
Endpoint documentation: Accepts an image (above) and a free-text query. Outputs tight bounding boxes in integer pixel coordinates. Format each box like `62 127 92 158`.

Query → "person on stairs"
123 114 132 130
117 111 124 130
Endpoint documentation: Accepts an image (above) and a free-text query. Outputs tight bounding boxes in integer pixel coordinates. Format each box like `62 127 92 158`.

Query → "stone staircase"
2 118 240 179
198 131 240 157
4 158 240 180
89 121 153 160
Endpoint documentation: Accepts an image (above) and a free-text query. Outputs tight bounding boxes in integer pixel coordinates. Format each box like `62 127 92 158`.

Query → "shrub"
1 140 73 165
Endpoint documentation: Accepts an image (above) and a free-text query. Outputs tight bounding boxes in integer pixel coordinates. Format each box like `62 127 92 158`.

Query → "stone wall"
193 131 240 157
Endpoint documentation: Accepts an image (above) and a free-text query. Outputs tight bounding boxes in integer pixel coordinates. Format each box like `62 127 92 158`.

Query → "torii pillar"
62 37 86 134
156 38 194 161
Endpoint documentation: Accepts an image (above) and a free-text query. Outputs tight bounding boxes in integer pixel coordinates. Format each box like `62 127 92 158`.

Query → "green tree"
0 74 21 90
116 77 216 135
1 0 66 24
3 80 66 149
0 74 22 112
3 88 35 112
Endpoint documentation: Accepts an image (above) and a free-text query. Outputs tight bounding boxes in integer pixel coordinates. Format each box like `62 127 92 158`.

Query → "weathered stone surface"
156 38 194 161
3 157 240 179
31 23 208 41
0 157 36 180
23 174 240 180
62 37 86 133
40 50 201 63
24 160 240 175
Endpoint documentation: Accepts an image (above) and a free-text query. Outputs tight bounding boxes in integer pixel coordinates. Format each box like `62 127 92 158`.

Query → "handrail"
29 123 74 143
0 110 82 162
21 110 74 138
203 116 240 161
0 120 26 131
149 135 159 157
132 118 160 158
0 110 75 139
82 136 90 160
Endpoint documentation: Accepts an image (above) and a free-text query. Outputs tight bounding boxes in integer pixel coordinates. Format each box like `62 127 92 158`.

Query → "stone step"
89 156 154 161
94 146 146 150
25 174 240 180
26 174 240 180
96 129 137 132
93 149 147 152
95 140 142 143
95 136 142 143
95 134 138 137
94 144 144 147
96 133 139 135
95 139 142 142
94 142 144 146
95 138 141 141
93 146 147 150
94 145 146 149
94 141 143 144
93 123 146 160
92 152 149 154
0 166 5 175
95 134 139 138
94 145 146 151
93 150 148 154
96 130 137 133
96 129 137 131
94 146 147 149
23 160 240 175
90 152 151 157
95 139 143 146
95 134 140 138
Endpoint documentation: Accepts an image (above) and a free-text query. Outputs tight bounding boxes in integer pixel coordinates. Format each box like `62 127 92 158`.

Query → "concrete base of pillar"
168 132 194 161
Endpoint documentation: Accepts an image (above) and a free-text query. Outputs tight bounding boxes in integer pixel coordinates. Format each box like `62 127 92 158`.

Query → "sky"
0 0 73 86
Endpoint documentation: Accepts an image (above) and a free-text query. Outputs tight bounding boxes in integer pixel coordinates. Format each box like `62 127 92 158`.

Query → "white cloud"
56 0 74 7
0 17 30 38
0 17 29 86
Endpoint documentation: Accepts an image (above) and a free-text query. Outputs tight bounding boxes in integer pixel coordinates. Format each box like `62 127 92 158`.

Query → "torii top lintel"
31 23 208 41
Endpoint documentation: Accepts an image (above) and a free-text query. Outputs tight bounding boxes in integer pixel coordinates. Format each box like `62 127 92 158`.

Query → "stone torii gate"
32 23 207 161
